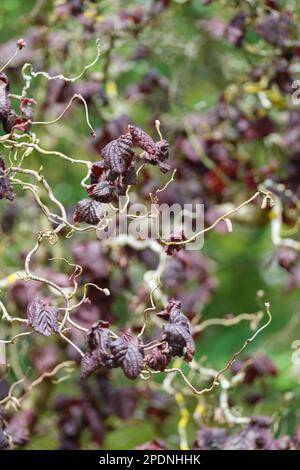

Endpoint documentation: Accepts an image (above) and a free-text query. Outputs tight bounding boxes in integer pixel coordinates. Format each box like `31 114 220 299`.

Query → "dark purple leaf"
27 297 59 336
159 298 195 362
80 321 114 380
90 161 116 184
87 180 115 203
155 139 169 162
102 132 133 174
122 163 137 185
128 124 156 155
145 345 171 371
111 329 144 379
73 198 105 225
158 160 171 174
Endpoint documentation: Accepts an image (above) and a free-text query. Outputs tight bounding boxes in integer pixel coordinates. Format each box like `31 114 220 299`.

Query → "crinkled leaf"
73 198 104 225
128 124 156 155
87 181 114 203
90 161 108 184
80 321 114 380
102 133 133 174
155 139 169 162
145 345 171 371
160 298 195 362
27 297 59 337
111 329 144 380
143 139 170 172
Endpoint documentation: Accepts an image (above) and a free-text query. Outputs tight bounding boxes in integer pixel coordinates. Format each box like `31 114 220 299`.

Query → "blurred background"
0 0 300 450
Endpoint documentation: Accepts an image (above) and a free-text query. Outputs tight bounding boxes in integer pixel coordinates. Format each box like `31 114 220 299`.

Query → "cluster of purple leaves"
0 72 34 134
80 298 195 380
137 415 300 451
0 368 173 450
0 70 34 205
193 416 298 450
27 297 59 337
51 375 171 450
136 415 300 450
73 124 170 225
1 0 300 450
158 2 300 291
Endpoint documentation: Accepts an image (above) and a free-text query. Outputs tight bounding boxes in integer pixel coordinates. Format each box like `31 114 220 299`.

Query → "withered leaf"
73 198 104 225
160 299 195 362
145 344 171 372
155 139 169 162
80 321 114 380
27 297 59 337
87 181 114 203
90 161 110 184
86 320 110 350
102 133 133 174
128 124 156 155
90 161 118 185
142 139 170 173
157 158 170 173
111 329 144 380
90 161 106 184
